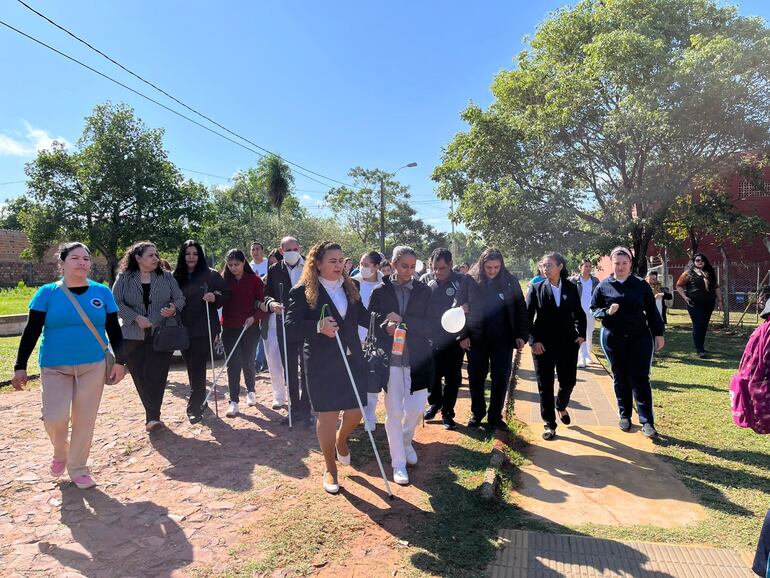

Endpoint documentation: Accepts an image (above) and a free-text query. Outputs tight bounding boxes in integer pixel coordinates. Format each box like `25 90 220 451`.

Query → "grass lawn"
0 286 36 316
0 336 39 390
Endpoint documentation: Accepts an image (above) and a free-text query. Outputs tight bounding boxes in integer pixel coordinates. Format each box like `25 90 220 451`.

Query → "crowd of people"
13 236 716 495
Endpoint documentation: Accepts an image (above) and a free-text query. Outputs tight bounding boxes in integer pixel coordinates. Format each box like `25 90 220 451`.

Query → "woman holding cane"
286 241 370 494
173 240 229 422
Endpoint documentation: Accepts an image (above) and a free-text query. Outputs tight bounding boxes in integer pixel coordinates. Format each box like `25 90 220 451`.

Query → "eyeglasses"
540 263 557 269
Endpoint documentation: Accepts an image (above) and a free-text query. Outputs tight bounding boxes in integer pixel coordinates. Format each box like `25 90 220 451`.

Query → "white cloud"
301 194 313 201
0 121 70 157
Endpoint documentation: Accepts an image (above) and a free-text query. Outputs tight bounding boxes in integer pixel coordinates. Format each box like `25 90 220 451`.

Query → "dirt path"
1 362 482 577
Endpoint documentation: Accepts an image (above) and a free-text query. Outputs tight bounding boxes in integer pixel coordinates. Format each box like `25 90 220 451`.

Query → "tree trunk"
631 228 653 277
107 254 118 286
719 245 729 327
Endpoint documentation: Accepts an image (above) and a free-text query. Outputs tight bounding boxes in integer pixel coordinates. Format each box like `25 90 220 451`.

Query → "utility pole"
450 196 457 259
379 177 386 254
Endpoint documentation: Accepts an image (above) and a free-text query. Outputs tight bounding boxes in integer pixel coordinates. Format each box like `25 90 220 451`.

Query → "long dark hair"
118 241 162 274
469 247 507 283
173 240 209 287
221 249 255 282
689 253 716 282
541 252 569 284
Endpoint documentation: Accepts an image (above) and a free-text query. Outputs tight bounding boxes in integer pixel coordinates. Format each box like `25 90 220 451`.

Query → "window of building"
738 179 770 199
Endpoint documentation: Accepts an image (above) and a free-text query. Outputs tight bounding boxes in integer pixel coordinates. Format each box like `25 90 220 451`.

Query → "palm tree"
257 154 294 220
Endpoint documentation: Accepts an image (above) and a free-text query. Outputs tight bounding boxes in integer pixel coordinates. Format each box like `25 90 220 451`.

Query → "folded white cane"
202 319 250 407
333 329 394 500
280 282 293 429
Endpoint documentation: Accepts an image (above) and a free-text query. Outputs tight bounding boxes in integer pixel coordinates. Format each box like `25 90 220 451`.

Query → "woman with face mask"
352 251 384 432
368 246 434 486
172 240 230 423
113 241 185 433
591 247 665 437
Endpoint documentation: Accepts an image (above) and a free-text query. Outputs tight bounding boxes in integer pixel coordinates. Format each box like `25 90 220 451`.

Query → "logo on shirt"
90 298 104 309
446 287 455 297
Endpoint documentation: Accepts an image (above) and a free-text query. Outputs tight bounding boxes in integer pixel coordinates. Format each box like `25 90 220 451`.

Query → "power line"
0 18 348 192
0 180 26 186
16 0 361 191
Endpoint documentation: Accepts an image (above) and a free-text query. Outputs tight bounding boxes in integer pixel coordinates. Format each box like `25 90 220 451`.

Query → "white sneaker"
393 466 409 485
577 359 586 368
271 399 285 410
364 419 376 432
225 402 239 417
246 392 257 406
405 445 418 466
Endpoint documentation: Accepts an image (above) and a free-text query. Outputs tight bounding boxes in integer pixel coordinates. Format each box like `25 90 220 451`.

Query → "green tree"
256 154 294 220
21 102 209 282
434 0 770 274
0 196 32 230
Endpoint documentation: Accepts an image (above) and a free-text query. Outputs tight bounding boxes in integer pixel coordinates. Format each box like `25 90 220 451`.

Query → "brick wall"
0 230 110 287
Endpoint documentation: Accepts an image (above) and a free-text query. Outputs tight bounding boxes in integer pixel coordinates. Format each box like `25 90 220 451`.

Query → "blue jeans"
687 302 714 354
255 336 266 368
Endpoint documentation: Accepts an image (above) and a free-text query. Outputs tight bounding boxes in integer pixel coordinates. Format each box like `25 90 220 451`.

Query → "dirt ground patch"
0 362 493 577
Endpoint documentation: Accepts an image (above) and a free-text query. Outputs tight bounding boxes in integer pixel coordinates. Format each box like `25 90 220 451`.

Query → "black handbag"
153 316 190 352
363 312 390 393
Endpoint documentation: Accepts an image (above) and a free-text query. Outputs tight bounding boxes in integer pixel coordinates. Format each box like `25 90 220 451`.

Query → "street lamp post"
380 162 417 254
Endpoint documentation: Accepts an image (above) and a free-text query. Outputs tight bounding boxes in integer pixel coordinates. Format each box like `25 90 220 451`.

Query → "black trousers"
181 334 215 415
428 343 465 418
532 341 579 430
467 337 514 424
125 336 173 423
222 325 259 403
687 302 715 354
278 334 311 419
600 328 655 425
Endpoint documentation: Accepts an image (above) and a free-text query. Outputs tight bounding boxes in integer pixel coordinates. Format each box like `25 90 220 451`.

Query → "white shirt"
287 258 305 287
319 276 347 318
579 275 592 312
250 259 268 277
356 279 380 342
550 281 562 308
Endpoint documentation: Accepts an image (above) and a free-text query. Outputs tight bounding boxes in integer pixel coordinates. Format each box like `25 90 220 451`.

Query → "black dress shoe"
542 428 556 440
491 420 510 432
467 416 483 428
423 404 440 420
187 413 202 424
442 416 457 430
558 410 571 425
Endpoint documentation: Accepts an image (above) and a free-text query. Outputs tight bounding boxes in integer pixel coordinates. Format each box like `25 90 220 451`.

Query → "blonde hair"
299 241 361 309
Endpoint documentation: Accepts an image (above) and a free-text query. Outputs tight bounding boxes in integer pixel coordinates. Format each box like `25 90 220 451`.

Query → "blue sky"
1 1 769 233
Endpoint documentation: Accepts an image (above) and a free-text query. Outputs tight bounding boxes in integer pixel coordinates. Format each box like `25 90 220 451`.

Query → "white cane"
202 319 250 407
280 283 293 429
333 330 394 500
203 287 218 416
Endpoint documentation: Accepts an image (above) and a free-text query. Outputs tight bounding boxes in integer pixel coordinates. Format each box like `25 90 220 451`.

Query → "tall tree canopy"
21 102 208 282
256 154 294 220
433 0 770 273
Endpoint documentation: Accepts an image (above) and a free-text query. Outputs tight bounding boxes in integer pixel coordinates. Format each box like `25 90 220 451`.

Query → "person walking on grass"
285 241 370 494
173 240 229 423
527 252 586 440
424 248 466 430
221 249 266 418
12 242 126 489
369 246 434 486
591 246 665 437
676 253 718 358
570 259 600 368
455 248 528 431
113 241 185 433
352 250 385 432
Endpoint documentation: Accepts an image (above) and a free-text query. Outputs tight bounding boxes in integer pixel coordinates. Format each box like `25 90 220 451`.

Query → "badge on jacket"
498 293 504 300
446 287 455 297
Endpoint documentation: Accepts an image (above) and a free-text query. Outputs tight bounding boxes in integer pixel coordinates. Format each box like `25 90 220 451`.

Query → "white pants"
265 315 286 403
363 392 380 425
384 366 429 468
579 309 595 363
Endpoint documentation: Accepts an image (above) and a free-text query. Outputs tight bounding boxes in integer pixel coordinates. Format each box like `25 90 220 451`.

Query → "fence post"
719 246 729 327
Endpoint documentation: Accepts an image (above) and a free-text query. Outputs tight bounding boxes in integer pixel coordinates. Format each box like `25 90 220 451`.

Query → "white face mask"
359 266 373 278
283 251 300 266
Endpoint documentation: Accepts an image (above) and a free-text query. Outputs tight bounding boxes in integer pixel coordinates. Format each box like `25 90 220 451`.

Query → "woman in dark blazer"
454 247 528 430
368 245 434 486
173 240 230 423
526 252 586 440
112 241 185 432
286 241 369 494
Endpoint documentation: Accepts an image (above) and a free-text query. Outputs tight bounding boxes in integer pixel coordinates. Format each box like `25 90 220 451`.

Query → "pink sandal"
50 459 66 478
72 475 96 489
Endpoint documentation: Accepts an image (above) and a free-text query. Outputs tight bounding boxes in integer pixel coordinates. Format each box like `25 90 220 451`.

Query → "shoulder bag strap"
56 281 110 354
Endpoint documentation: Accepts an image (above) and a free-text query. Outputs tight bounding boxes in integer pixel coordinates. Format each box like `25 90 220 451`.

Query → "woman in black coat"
286 241 369 494
455 248 528 431
368 245 434 486
526 252 586 440
173 240 229 423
